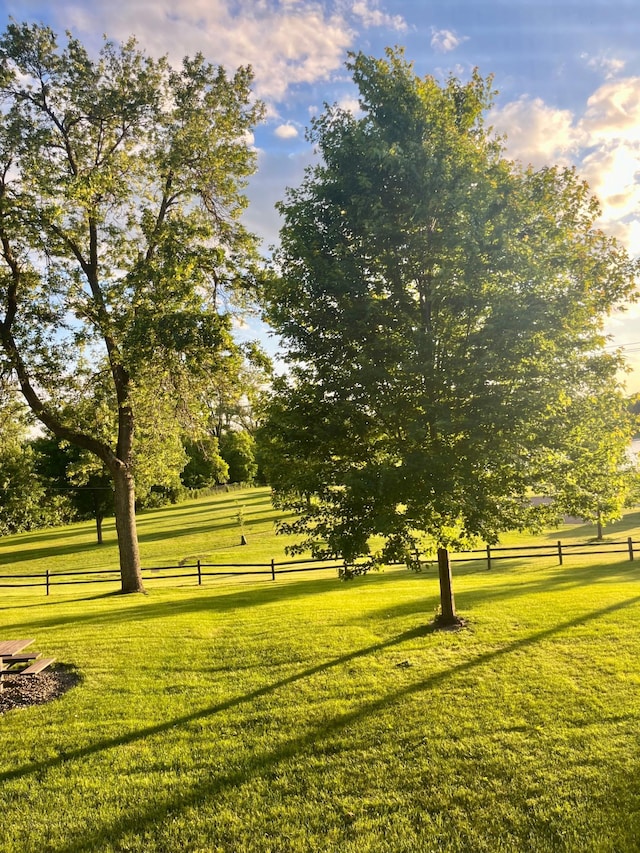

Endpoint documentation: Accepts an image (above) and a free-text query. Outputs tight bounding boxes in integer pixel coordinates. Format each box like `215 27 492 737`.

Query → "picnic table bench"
0 640 55 688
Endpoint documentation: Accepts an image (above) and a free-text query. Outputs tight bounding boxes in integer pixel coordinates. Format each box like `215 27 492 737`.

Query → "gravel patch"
0 667 81 713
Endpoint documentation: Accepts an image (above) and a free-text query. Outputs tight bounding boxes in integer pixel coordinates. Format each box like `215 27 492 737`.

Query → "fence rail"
0 537 636 595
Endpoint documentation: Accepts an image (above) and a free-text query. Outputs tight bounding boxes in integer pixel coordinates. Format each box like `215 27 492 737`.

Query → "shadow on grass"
2 592 640 853
1 554 636 635
0 494 283 569
0 571 399 633
367 558 640 623
536 509 640 543
364 562 640 622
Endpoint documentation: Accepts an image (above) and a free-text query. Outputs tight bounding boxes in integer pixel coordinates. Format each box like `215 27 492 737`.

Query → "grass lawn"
0 492 639 851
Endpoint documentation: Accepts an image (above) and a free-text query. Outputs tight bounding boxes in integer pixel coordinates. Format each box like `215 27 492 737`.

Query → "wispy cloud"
351 0 408 32
581 52 626 80
430 27 468 53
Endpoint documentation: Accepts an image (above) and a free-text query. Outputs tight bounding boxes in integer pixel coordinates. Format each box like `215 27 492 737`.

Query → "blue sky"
3 0 640 387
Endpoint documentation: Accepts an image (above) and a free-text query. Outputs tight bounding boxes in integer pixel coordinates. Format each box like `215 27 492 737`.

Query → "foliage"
0 23 264 591
31 434 114 537
542 388 638 537
203 340 273 437
181 437 229 489
261 49 638 576
220 429 258 483
0 397 71 534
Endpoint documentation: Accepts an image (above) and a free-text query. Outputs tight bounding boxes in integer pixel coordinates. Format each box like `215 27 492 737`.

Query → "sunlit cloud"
274 124 299 139
489 97 583 168
491 78 640 257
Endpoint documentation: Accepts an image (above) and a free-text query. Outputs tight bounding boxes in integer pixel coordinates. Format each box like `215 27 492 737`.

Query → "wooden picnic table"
0 639 36 658
0 640 55 688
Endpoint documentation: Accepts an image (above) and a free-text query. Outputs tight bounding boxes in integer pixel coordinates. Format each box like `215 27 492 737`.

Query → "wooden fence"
0 537 636 595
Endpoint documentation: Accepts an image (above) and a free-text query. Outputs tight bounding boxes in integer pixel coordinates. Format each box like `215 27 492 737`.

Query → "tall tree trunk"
92 491 103 544
437 547 457 625
596 506 603 540
112 465 145 594
95 515 103 545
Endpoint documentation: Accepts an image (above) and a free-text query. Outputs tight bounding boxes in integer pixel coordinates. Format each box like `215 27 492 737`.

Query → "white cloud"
274 123 299 139
337 96 362 115
490 79 640 257
351 0 408 32
430 28 468 53
489 97 583 168
53 0 356 101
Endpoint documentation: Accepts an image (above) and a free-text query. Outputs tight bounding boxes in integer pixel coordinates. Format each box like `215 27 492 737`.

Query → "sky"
3 0 640 389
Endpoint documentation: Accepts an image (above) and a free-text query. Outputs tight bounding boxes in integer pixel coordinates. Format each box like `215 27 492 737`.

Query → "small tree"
260 50 638 624
0 397 70 534
0 24 264 592
544 388 638 539
31 434 114 544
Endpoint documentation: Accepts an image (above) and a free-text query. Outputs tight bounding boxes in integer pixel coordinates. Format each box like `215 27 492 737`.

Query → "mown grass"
0 494 639 851
0 487 296 588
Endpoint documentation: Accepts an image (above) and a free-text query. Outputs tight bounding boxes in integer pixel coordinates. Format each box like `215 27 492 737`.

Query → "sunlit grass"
0 518 639 849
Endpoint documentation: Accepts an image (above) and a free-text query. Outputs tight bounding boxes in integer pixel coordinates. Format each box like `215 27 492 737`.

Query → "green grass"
0 494 640 851
0 487 297 588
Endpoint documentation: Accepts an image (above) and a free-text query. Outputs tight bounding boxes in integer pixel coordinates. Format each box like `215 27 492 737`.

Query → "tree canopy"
0 23 265 591
260 50 638 616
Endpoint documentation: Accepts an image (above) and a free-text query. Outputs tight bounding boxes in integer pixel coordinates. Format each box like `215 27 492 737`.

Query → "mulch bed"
0 667 81 714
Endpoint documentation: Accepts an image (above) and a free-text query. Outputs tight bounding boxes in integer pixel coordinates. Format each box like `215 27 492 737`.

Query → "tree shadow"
0 569 406 634
4 592 639 852
536 509 640 543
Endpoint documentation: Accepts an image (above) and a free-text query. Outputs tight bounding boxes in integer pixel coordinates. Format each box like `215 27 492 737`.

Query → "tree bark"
437 547 457 625
112 465 145 593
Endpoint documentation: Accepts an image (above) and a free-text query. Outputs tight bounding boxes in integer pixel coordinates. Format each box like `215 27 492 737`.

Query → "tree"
220 429 258 483
181 437 229 489
31 435 115 544
544 388 638 539
0 395 69 534
0 23 264 592
260 50 638 624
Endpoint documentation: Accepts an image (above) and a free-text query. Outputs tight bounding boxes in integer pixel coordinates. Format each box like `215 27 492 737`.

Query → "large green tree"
260 50 638 624
0 23 264 592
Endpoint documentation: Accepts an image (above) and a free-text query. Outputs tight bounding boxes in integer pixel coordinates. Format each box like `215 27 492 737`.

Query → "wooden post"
557 541 563 566
628 537 634 562
486 544 492 571
437 547 457 625
197 559 202 585
46 569 50 597
271 558 276 581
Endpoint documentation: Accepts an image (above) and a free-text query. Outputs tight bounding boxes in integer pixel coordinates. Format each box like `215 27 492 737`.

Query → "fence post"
271 558 276 581
437 548 457 624
197 559 202 585
628 537 634 562
486 544 492 571
557 541 563 566
46 569 50 597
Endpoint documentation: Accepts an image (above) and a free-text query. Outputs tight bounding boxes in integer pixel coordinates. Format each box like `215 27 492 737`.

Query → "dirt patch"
0 666 81 714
